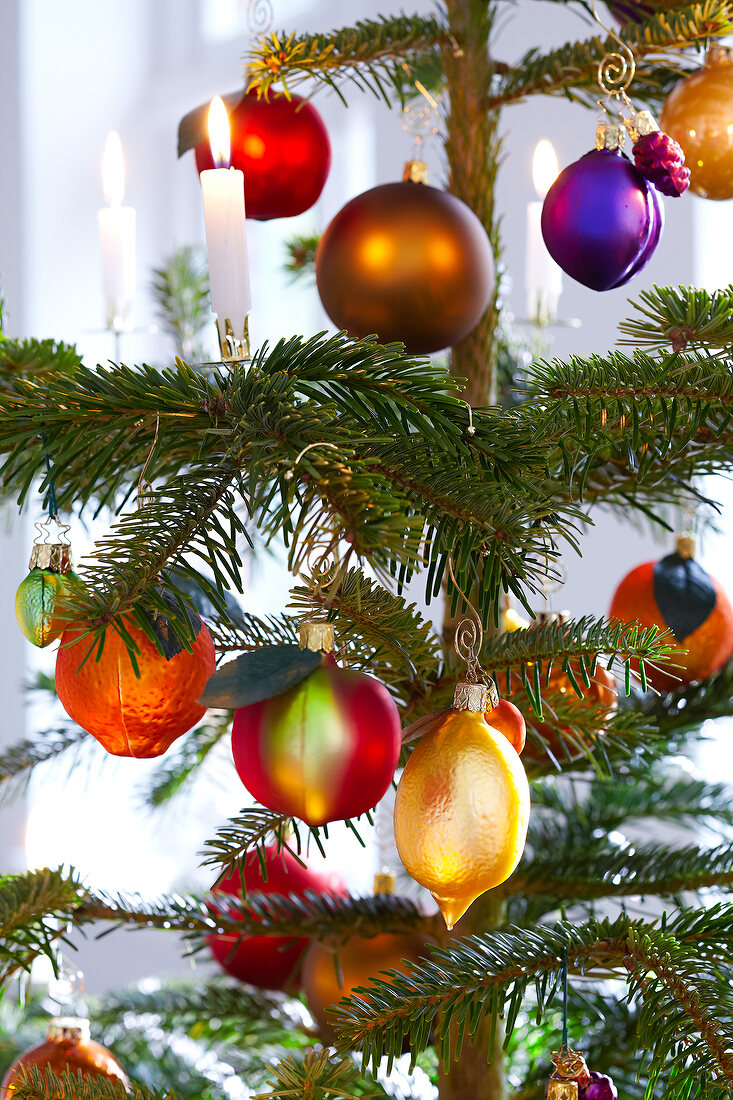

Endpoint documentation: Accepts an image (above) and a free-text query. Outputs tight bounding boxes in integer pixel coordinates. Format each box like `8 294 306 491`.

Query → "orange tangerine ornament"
609 536 733 692
55 610 215 758
1 1017 128 1096
394 679 530 929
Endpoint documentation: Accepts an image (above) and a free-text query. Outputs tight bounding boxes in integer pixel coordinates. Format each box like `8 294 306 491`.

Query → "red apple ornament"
195 90 331 221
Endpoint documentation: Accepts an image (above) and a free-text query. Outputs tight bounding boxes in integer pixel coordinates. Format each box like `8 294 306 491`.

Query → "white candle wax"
201 166 251 346
98 204 136 330
525 200 562 323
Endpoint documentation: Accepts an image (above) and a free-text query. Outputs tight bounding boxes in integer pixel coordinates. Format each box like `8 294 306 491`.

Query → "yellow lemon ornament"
394 680 530 929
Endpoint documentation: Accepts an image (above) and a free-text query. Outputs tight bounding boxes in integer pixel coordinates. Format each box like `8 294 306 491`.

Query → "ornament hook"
286 442 349 610
591 0 636 99
247 0 274 36
447 554 484 682
137 413 160 512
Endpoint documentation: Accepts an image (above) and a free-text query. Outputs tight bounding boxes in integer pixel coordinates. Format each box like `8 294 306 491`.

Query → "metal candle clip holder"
218 315 251 364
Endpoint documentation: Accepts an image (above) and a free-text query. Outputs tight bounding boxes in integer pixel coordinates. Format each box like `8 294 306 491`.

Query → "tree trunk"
438 6 507 1100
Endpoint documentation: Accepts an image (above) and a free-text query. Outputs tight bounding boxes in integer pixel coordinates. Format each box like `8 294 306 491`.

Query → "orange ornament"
394 681 530 929
302 931 426 1041
609 538 733 692
485 697 526 754
515 660 617 763
1 1018 128 1096
55 614 215 758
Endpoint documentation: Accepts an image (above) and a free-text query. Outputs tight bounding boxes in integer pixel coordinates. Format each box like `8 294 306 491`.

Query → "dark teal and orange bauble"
230 622 401 826
609 536 733 692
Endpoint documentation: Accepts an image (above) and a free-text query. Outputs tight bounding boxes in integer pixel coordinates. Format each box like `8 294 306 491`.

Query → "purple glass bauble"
541 149 663 291
580 1072 618 1100
610 182 664 288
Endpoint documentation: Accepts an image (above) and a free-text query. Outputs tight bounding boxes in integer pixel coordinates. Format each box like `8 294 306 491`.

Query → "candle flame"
532 139 559 199
208 97 231 169
102 131 125 204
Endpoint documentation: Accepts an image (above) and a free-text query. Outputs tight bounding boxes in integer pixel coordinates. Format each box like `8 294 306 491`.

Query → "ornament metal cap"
373 871 396 895
675 534 695 560
624 108 658 143
452 680 499 712
595 121 626 152
403 159 429 183
299 621 335 654
47 1017 91 1043
29 543 73 573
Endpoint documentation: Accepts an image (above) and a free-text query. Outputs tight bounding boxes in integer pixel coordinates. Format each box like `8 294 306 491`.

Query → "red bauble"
486 697 526 754
195 91 331 221
609 544 733 692
207 845 345 991
1 1018 128 1096
231 660 401 827
315 176 495 354
55 615 215 758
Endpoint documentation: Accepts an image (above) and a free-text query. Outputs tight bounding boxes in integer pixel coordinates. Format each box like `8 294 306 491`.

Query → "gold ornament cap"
452 680 499 712
47 1017 90 1043
403 159 429 183
624 109 658 143
675 534 695 560
373 871 396 895
29 543 72 573
595 121 626 152
299 621 335 654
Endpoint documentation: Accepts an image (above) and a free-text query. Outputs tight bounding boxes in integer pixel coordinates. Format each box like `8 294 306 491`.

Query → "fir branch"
333 912 733 1078
489 3 733 110
254 1049 381 1100
77 885 430 942
619 284 733 351
200 806 371 880
245 16 448 103
284 234 320 282
0 868 83 983
10 1066 158 1100
289 568 441 702
0 726 89 804
207 612 300 654
0 336 81 380
509 838 733 900
151 245 211 362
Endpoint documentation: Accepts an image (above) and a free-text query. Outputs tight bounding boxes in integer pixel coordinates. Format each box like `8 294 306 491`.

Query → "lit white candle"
526 139 563 323
98 131 136 331
200 97 251 353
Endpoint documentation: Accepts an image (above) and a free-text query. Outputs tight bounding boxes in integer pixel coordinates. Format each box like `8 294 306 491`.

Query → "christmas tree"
4 3 733 1100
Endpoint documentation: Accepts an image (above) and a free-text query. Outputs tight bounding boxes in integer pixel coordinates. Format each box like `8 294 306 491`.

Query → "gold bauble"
393 709 530 929
661 46 733 200
315 176 495 355
302 932 426 1041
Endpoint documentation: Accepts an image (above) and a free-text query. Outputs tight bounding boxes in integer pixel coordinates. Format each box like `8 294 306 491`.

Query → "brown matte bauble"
661 46 733 200
315 178 495 354
302 933 425 1041
515 662 617 763
1 1019 128 1096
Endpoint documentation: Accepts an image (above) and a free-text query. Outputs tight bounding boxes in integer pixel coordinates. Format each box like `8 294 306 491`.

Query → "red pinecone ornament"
633 131 690 197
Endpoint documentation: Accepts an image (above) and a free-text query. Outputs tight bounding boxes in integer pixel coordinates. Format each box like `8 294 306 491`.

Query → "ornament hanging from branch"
15 517 79 648
394 558 530 929
541 9 688 291
315 82 494 354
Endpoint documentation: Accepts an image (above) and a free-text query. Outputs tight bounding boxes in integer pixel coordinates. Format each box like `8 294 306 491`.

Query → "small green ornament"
15 543 78 648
